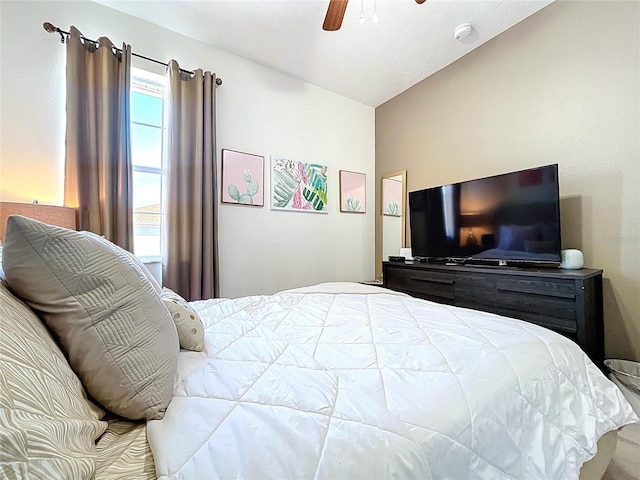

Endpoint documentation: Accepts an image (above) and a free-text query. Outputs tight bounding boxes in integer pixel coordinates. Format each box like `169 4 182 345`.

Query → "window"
131 69 166 262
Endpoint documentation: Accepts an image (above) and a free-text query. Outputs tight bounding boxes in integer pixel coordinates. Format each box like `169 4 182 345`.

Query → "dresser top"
383 261 603 280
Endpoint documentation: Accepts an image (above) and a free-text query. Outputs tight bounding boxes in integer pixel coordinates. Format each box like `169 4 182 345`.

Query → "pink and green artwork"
271 156 328 213
221 149 264 206
340 170 366 213
383 177 402 216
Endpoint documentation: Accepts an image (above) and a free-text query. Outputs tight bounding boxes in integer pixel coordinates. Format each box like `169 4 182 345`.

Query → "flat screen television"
408 164 562 267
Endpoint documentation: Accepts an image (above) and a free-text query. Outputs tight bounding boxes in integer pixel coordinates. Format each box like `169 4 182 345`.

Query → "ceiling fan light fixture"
372 0 379 24
323 0 421 31
359 0 366 24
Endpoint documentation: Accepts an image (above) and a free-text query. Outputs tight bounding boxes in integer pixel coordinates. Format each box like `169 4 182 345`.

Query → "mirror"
381 170 407 265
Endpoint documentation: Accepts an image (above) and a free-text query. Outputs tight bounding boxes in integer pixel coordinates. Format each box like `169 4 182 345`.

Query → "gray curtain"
64 26 133 251
163 60 218 301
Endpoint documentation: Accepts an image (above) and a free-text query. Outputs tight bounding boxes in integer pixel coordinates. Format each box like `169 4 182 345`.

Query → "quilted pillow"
81 231 162 294
2 215 179 420
0 274 107 478
161 287 205 352
128 253 161 293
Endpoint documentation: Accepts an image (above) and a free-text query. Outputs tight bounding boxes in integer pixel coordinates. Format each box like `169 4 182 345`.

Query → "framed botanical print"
339 170 366 213
270 156 328 213
221 149 264 206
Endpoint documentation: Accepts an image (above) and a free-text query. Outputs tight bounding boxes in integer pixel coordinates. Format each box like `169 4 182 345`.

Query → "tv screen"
408 164 562 266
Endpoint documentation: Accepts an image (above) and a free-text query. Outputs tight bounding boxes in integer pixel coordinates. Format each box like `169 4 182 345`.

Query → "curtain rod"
43 22 222 86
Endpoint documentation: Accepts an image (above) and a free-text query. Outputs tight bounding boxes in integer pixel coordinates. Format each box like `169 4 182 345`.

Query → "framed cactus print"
221 149 264 206
271 156 328 213
339 170 366 213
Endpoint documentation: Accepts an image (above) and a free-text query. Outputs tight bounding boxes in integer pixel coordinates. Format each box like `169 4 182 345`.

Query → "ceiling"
95 0 554 107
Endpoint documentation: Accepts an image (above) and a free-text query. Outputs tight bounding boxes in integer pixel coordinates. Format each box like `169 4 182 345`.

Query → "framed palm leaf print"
270 156 328 213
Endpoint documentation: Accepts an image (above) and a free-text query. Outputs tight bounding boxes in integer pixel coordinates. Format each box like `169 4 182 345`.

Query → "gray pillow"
2 215 179 420
84 230 161 294
161 287 205 352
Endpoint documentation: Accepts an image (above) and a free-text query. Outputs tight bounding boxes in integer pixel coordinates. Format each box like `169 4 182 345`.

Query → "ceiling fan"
323 0 427 31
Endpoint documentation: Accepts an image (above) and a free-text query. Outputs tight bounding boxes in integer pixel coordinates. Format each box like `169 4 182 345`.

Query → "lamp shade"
0 202 76 241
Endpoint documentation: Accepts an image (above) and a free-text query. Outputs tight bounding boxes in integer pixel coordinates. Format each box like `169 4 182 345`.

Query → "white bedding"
147 282 637 479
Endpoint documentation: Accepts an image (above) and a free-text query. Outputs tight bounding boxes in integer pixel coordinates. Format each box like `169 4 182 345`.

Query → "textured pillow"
96 415 156 479
161 287 205 352
0 274 107 478
82 231 162 294
2 215 179 420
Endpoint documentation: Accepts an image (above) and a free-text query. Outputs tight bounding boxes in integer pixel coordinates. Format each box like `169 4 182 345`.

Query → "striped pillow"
0 276 107 478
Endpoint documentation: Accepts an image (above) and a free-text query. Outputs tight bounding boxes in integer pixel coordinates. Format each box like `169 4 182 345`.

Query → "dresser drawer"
456 274 578 332
385 267 455 301
382 262 603 367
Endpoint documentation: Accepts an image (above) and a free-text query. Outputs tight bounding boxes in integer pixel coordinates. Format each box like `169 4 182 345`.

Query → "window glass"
132 124 163 169
132 170 162 210
132 171 162 258
131 68 166 262
131 91 163 126
133 212 162 258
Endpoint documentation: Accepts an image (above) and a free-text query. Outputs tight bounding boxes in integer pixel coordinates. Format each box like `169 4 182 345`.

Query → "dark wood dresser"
382 261 604 367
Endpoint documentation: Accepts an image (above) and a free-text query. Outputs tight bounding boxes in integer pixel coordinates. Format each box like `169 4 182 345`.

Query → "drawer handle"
410 276 454 285
496 285 575 299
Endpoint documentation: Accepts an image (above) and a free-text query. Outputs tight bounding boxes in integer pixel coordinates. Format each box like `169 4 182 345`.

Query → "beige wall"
375 1 639 361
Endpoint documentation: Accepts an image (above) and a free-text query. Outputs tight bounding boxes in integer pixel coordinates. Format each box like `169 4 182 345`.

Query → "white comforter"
147 283 637 479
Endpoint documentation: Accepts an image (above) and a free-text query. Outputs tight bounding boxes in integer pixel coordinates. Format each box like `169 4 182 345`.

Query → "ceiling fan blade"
323 0 349 31
415 0 427 4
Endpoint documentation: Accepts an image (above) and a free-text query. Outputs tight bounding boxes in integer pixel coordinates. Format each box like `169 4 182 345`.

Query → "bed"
1 215 637 479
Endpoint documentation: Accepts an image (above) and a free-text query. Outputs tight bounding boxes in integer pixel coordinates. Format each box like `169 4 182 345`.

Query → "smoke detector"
453 23 473 41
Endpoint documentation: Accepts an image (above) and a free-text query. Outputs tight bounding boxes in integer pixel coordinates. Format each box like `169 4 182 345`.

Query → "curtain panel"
64 26 133 251
163 60 219 301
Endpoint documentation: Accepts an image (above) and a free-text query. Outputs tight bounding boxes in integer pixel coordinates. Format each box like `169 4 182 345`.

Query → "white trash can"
605 359 640 416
